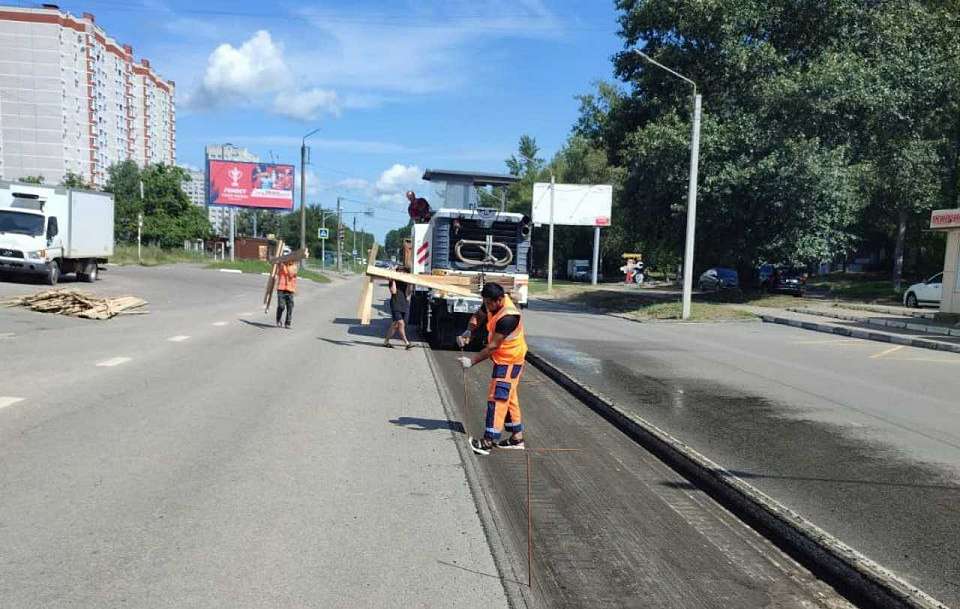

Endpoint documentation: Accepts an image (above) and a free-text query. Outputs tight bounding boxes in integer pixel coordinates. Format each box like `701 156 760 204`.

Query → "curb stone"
789 308 960 338
761 314 960 354
525 349 949 609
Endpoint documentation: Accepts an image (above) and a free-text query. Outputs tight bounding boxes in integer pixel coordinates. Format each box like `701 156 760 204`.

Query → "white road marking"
96 357 131 367
870 345 905 359
0 397 25 410
168 335 191 342
212 321 229 327
0 332 15 340
791 338 860 345
219 269 243 274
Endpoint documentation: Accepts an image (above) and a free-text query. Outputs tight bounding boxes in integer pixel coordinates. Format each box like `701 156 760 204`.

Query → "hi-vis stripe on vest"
486 295 527 365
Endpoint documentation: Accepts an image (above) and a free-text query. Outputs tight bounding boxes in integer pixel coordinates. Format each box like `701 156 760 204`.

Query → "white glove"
457 356 473 369
457 331 472 348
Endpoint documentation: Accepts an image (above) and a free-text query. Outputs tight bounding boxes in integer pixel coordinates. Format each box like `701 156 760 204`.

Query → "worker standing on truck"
456 283 527 455
276 258 297 329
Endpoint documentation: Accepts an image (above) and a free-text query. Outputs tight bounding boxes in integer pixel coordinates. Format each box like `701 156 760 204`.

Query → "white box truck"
0 181 114 285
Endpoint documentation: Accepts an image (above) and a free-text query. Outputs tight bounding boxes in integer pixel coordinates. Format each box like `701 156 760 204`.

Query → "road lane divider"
96 357 131 367
212 322 229 327
0 397 25 410
167 335 191 342
525 348 949 609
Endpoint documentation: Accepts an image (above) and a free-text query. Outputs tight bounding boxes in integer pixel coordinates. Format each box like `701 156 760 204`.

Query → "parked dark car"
769 267 807 296
698 267 740 292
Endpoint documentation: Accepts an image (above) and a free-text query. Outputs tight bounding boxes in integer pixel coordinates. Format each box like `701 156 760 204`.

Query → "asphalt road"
426 335 854 608
522 298 960 607
0 267 507 608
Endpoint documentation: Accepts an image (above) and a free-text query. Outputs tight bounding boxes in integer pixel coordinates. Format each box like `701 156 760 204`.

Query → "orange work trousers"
484 362 524 440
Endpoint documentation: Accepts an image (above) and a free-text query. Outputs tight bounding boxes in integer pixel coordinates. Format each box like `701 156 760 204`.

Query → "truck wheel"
79 261 98 283
46 260 61 286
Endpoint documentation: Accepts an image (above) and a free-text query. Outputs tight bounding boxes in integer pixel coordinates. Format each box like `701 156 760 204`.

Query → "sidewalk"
738 304 960 354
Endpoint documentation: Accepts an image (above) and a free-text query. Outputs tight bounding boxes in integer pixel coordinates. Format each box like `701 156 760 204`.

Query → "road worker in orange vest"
276 257 297 329
457 282 528 455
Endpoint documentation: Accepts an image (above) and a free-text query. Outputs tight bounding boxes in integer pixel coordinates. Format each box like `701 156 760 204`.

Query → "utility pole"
547 173 555 293
321 209 327 270
682 94 702 320
352 215 357 268
336 197 343 273
301 127 320 267
634 50 700 320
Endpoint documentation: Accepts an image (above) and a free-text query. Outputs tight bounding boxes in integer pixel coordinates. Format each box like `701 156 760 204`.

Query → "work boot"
497 436 525 450
469 436 494 456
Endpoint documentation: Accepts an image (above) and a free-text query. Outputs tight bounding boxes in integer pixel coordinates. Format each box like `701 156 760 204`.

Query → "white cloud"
273 88 341 121
374 164 425 204
337 177 371 191
197 30 290 105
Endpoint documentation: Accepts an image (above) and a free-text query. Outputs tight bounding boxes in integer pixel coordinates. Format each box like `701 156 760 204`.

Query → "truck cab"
409 169 531 348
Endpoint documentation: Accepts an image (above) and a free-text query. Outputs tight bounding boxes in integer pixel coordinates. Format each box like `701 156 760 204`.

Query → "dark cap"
481 283 505 300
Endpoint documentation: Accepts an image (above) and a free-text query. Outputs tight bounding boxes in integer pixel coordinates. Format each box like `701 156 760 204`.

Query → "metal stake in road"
634 50 701 320
301 127 321 267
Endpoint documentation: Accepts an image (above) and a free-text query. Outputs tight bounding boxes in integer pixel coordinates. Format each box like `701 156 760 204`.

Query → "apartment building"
0 5 175 187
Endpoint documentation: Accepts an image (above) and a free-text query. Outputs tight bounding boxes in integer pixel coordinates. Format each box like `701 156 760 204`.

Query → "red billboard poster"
207 160 295 209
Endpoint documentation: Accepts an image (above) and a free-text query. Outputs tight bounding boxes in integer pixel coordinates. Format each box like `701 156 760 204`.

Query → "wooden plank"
359 281 375 325
355 243 384 324
263 240 284 313
267 247 308 265
365 266 475 297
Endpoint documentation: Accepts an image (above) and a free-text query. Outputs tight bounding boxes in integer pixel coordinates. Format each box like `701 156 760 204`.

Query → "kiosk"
931 208 960 316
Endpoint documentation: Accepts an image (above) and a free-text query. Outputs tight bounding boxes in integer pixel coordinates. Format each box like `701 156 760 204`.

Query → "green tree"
106 161 211 247
20 175 44 184
60 172 91 189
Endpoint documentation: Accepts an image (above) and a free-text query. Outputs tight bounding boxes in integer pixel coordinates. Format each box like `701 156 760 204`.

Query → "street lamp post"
634 50 701 320
300 128 321 265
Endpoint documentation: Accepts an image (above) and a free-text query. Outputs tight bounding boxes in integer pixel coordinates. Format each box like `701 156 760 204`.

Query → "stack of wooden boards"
3 289 147 320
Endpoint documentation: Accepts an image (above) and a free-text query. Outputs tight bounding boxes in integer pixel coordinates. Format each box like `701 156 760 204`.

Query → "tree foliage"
105 161 211 247
560 0 960 283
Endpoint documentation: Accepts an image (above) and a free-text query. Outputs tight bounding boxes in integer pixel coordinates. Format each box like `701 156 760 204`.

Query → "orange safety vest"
485 295 527 365
277 262 298 293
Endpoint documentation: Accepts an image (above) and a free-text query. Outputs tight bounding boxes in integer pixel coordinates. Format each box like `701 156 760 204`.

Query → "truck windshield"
0 210 45 236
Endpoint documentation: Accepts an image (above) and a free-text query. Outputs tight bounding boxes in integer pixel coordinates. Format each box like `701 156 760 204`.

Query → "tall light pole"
300 127 321 265
634 50 701 320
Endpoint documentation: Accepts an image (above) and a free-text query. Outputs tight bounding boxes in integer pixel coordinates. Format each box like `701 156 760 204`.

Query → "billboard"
207 160 295 209
531 183 612 227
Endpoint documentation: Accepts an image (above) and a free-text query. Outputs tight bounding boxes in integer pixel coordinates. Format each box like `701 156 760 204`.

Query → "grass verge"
112 245 207 266
206 260 330 283
562 290 756 322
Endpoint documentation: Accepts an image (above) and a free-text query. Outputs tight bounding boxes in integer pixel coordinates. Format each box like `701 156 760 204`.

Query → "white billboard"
531 183 612 227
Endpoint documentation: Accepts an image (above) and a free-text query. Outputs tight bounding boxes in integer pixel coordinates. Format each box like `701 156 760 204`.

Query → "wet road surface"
426 345 855 609
522 299 960 607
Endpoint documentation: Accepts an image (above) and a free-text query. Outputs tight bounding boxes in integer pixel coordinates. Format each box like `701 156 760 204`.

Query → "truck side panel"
67 191 114 259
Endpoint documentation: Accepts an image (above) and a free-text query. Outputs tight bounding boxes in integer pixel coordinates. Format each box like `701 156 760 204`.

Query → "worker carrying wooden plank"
456 282 528 455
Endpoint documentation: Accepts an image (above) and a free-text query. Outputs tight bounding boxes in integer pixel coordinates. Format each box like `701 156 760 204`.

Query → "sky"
55 0 624 240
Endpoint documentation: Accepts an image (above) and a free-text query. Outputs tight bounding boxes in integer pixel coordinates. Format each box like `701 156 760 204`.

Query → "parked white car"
903 272 942 308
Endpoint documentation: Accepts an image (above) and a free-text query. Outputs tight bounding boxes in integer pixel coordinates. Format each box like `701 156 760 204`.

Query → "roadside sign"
318 227 329 239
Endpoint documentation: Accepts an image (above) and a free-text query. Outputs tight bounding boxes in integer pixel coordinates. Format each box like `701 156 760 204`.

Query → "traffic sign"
318 227 329 240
